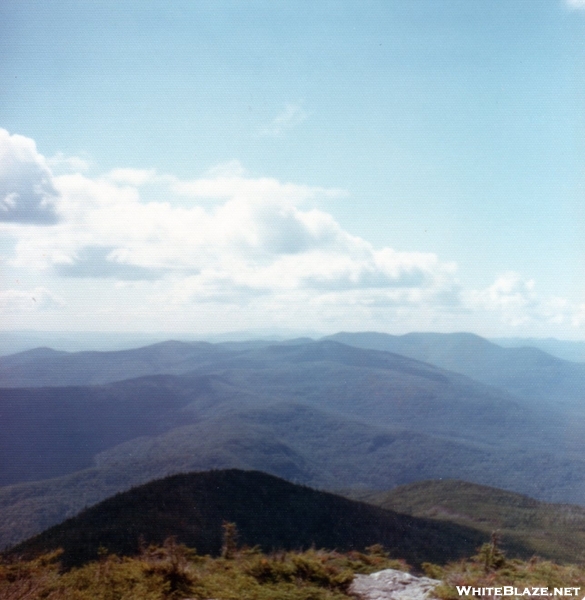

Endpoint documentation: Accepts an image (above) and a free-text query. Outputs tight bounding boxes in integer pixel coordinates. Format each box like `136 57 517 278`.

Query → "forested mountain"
326 331 585 409
5 331 585 414
492 337 585 363
0 341 247 387
6 399 581 550
352 479 585 564
6 470 488 569
4 332 585 413
3 340 562 487
2 336 585 552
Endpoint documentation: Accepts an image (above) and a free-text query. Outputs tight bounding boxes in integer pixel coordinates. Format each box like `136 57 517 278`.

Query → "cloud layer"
0 128 581 335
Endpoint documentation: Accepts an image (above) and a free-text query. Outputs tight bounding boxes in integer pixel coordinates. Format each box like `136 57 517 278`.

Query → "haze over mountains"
1 331 585 553
492 337 585 364
326 331 585 411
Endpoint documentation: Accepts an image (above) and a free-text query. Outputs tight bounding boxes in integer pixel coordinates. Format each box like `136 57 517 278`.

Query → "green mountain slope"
5 470 489 569
3 402 585 551
352 479 585 564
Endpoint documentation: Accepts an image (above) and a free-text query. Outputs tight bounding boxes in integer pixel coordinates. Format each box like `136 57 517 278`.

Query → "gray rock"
350 568 440 600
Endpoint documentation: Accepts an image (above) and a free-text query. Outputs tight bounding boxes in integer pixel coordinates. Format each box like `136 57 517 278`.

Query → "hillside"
0 340 244 387
5 470 488 569
2 338 585 549
352 479 585 564
492 337 585 363
325 331 585 410
4 402 572 550
0 375 201 484
2 340 566 489
5 331 581 417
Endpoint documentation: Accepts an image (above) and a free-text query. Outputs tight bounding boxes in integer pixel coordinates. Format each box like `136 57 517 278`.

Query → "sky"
1 0 585 339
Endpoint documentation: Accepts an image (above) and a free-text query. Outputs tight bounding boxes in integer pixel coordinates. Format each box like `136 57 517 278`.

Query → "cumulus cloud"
205 160 247 178
0 129 466 333
170 172 344 203
4 127 580 337
464 272 579 328
15 128 585 335
467 272 536 317
259 103 308 137
300 247 451 291
572 304 585 327
0 129 60 224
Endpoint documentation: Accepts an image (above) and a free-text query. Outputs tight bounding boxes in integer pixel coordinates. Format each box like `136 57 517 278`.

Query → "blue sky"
1 0 584 338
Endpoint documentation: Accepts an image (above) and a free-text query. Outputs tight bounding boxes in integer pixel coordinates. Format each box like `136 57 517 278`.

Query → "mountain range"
2 332 585 553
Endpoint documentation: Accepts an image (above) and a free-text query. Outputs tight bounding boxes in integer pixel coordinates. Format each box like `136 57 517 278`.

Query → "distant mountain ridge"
0 340 243 387
492 337 585 363
325 331 585 409
3 332 585 411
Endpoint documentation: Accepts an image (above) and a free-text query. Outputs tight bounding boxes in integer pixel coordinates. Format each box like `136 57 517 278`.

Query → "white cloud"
1 133 453 315
106 168 157 186
170 173 344 203
259 103 308 137
465 273 536 326
4 129 583 336
47 152 90 173
0 129 60 224
572 304 585 327
205 160 247 178
464 272 581 329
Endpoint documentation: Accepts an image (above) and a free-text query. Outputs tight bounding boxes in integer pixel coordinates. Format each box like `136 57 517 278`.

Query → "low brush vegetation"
0 536 407 600
425 536 585 600
353 479 585 565
5 533 585 600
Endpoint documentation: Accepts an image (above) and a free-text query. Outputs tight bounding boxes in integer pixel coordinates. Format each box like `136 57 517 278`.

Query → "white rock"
350 568 440 600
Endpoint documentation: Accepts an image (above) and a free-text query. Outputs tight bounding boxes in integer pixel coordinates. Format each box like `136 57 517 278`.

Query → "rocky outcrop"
350 568 440 600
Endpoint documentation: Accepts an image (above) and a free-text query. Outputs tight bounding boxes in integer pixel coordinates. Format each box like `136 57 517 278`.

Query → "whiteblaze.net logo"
456 587 582 598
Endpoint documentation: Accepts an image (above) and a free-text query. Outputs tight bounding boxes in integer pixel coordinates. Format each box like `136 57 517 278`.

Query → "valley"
1 332 585 573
